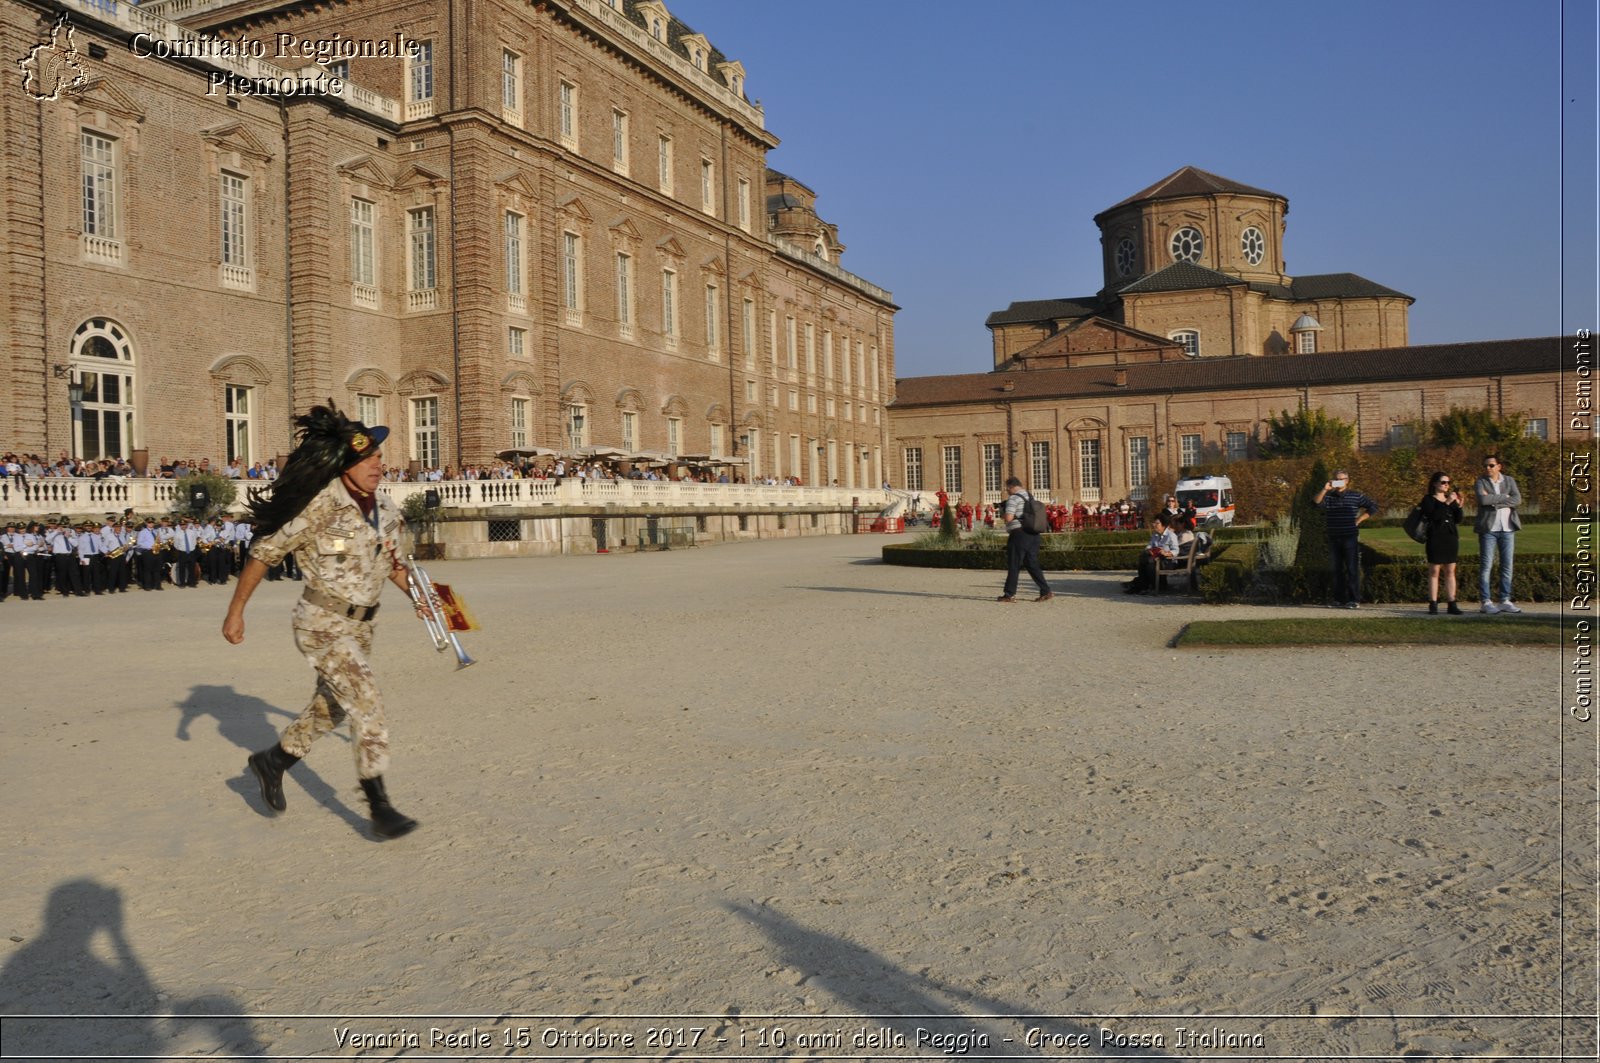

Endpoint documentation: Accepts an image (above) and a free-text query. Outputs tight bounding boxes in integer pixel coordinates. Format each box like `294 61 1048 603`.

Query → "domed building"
888 168 1570 504
987 166 1413 370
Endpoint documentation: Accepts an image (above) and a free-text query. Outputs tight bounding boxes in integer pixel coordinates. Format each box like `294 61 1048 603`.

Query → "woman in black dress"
1420 471 1464 614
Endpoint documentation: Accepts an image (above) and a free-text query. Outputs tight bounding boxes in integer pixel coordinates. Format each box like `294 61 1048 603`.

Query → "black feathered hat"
247 400 389 538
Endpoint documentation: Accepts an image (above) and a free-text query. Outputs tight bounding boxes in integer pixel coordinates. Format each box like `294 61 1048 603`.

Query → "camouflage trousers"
277 600 390 779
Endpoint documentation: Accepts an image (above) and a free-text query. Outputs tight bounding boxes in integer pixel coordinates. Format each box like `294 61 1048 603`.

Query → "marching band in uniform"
0 513 258 602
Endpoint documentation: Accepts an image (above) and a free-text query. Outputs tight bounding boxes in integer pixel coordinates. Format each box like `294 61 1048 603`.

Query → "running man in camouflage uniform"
222 403 421 839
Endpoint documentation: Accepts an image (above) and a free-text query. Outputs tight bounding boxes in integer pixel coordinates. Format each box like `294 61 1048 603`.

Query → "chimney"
1114 368 1128 388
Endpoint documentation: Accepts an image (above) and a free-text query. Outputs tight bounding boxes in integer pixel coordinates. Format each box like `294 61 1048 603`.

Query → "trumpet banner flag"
431 582 480 632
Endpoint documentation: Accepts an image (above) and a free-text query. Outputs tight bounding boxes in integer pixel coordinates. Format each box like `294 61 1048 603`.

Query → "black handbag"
1403 505 1430 544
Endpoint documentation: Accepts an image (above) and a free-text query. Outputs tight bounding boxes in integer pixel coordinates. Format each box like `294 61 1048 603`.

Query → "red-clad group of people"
927 494 1150 533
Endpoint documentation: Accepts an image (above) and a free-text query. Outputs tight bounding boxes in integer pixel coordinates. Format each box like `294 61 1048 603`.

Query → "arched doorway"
70 318 136 460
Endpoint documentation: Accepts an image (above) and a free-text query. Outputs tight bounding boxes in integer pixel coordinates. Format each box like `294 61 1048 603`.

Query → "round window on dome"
1241 226 1265 266
1115 238 1137 277
1169 227 1203 263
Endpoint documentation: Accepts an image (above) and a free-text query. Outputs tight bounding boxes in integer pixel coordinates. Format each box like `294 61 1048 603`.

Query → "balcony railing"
407 289 439 312
0 475 892 520
82 234 123 265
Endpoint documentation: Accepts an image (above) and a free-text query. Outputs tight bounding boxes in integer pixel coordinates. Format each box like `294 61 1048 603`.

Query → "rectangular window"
502 49 521 116
710 423 724 458
558 81 577 148
611 109 629 174
510 397 529 449
661 269 677 340
942 445 963 493
81 131 116 239
904 447 923 491
504 211 524 297
1128 435 1150 498
785 317 797 369
1296 331 1317 354
1180 433 1201 466
1079 438 1102 493
1225 431 1249 461
742 298 755 369
788 389 798 412
615 253 632 334
835 333 847 388
1030 441 1051 491
412 397 440 469
700 158 715 214
409 40 434 102
826 397 836 418
744 379 756 401
508 326 527 359
705 283 719 357
1524 418 1548 440
408 208 436 291
224 385 252 465
621 410 637 451
737 177 751 231
767 310 778 372
326 59 349 81
807 394 817 414
562 232 582 316
982 443 1003 494
358 394 381 428
666 417 681 457
220 172 248 267
566 405 588 450
657 134 673 194
350 198 376 287
804 323 816 380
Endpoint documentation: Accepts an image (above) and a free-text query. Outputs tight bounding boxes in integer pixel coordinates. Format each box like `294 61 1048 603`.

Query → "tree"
171 471 238 520
1261 408 1355 459
1428 406 1525 448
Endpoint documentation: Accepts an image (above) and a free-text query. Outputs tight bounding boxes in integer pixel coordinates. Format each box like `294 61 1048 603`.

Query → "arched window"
70 318 136 459
1169 329 1200 358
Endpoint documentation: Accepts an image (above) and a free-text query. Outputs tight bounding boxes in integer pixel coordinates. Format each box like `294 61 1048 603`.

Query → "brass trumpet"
405 555 475 669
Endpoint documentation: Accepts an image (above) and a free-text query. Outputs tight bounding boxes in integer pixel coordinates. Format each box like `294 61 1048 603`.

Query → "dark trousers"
1004 530 1049 597
53 554 84 596
17 555 42 599
1327 535 1362 604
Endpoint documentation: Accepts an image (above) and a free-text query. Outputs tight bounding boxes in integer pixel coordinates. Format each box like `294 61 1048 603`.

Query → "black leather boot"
247 744 301 813
359 776 419 840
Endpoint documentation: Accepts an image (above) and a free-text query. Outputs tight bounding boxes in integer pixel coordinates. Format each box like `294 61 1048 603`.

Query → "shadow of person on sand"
0 879 265 1061
790 585 1000 602
174 684 364 833
724 901 1174 1060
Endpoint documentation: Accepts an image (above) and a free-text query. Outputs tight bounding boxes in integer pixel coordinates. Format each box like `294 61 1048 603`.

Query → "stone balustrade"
0 476 892 521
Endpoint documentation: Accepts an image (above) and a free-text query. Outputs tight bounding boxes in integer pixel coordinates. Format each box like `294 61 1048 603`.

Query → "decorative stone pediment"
345 367 395 394
736 269 766 292
495 171 539 199
201 122 274 163
704 403 729 423
660 393 688 418
699 255 725 277
336 154 392 189
394 164 447 191
615 387 646 410
398 368 450 394
561 379 594 405
208 353 271 385
607 215 642 245
557 193 592 222
71 77 145 124
655 236 685 260
500 370 540 394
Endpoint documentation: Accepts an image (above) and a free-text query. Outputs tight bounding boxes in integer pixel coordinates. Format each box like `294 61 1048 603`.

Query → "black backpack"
1020 494 1049 534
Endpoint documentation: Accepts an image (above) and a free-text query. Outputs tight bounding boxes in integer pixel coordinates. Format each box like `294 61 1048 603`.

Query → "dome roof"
1290 313 1324 332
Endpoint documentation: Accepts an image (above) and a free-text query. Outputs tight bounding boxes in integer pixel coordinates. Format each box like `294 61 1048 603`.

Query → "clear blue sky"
670 0 1596 379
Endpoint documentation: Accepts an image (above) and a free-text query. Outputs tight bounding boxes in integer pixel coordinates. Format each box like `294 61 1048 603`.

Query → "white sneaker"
1481 602 1501 615
1499 601 1522 613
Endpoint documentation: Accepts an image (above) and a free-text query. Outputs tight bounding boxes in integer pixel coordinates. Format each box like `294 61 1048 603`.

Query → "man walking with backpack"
998 476 1053 603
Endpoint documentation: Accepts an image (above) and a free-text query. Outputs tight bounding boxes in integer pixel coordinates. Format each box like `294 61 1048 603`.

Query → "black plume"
247 400 354 538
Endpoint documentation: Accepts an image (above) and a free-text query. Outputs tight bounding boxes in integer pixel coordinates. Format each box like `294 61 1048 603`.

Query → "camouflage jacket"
252 480 407 608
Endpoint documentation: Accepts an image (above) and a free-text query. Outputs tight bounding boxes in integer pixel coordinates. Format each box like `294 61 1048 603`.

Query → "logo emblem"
20 14 87 103
350 432 370 453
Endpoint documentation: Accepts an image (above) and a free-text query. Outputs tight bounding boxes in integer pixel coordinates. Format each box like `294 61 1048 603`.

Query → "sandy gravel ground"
0 533 1590 1061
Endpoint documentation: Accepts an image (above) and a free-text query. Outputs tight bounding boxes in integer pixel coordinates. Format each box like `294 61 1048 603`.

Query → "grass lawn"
1176 614 1561 648
1361 522 1563 558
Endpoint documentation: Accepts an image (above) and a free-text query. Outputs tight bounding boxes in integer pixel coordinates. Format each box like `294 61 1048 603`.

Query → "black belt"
302 588 380 621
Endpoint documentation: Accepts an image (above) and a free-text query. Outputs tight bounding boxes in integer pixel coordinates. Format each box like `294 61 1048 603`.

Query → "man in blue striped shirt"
1314 468 1379 609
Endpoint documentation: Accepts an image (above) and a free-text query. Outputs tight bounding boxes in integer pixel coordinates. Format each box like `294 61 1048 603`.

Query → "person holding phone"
1313 469 1379 609
1418 471 1464 614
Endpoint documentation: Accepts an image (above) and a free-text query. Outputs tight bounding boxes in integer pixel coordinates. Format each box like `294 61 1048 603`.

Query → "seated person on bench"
1125 514 1183 595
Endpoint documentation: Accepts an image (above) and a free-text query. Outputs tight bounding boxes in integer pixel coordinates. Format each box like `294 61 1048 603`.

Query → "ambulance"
1174 475 1235 526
